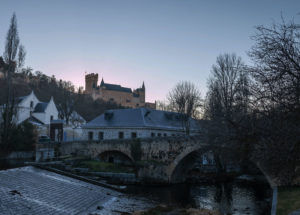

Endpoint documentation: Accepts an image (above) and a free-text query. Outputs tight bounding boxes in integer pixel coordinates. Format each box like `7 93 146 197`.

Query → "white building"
82 108 202 140
11 91 58 125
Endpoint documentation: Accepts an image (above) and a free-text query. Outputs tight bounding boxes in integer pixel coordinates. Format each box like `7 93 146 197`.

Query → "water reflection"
126 181 271 215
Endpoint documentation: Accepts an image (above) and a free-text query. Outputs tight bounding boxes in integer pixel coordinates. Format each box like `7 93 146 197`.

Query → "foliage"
0 121 37 152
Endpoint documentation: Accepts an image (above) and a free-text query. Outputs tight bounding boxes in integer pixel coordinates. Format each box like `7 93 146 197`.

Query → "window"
157 133 161 137
98 132 104 140
131 132 137 139
119 132 124 139
50 115 53 121
172 134 175 137
88 132 93 140
151 132 155 137
30 101 34 108
164 133 167 137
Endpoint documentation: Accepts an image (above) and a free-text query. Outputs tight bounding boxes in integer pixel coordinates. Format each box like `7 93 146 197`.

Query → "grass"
76 160 134 173
277 186 300 215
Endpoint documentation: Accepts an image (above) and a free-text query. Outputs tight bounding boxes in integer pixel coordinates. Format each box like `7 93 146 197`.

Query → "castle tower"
139 81 145 103
85 73 98 94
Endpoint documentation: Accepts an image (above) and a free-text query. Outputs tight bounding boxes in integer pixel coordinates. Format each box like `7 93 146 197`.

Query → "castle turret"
85 73 98 94
100 78 104 87
142 81 145 90
139 81 145 103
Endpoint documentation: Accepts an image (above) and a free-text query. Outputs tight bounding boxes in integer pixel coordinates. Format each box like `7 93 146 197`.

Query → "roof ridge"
140 108 146 127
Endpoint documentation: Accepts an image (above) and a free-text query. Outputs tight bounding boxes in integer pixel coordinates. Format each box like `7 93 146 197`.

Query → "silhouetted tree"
248 18 300 184
167 81 202 134
1 13 24 148
204 53 250 174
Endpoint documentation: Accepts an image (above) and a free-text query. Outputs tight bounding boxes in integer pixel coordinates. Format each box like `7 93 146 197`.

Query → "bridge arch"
88 142 134 163
97 150 134 164
167 145 274 185
167 145 212 183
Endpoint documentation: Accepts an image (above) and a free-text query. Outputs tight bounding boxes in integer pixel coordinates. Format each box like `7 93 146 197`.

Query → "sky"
0 0 299 102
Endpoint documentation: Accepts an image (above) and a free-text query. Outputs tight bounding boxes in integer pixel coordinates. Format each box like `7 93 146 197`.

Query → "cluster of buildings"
0 72 201 143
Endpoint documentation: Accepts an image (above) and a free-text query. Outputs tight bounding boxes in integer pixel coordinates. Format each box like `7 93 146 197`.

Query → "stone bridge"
59 136 275 186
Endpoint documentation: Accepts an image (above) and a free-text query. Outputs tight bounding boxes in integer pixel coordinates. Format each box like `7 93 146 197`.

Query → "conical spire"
100 77 104 86
142 81 145 90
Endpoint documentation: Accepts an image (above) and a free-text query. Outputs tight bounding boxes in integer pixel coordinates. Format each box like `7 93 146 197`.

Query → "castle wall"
92 88 145 108
85 73 155 109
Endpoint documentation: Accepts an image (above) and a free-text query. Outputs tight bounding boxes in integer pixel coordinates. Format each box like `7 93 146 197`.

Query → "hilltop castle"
85 73 156 109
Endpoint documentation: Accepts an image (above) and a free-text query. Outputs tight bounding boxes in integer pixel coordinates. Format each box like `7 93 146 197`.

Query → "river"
125 181 271 215
0 160 272 215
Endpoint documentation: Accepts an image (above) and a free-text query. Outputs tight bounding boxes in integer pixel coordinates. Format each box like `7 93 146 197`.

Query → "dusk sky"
0 0 299 102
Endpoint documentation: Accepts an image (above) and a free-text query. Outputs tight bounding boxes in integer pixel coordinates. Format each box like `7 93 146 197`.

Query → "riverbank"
132 205 221 215
277 186 300 215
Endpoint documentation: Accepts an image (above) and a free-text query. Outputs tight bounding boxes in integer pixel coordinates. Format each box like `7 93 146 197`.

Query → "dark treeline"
203 18 300 185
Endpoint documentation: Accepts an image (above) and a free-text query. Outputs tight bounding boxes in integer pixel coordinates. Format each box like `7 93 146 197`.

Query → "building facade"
82 108 201 141
9 91 59 125
84 73 155 109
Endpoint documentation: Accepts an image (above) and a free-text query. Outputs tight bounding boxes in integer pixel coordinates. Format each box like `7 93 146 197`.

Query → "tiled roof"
33 102 48 113
101 83 132 93
27 115 45 125
83 108 201 131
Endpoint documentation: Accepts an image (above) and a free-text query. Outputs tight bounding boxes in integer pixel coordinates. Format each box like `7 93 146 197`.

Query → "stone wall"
82 127 186 141
59 136 208 183
58 136 275 185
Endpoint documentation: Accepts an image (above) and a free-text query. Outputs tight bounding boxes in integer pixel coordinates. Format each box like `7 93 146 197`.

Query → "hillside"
0 69 123 122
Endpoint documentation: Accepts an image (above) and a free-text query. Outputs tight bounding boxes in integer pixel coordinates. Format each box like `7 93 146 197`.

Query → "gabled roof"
34 102 48 113
26 115 45 125
83 108 201 131
15 96 27 104
15 91 36 105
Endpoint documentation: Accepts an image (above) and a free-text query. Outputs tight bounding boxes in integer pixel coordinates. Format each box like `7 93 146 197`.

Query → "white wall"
16 91 40 124
32 112 45 124
44 97 58 124
82 127 186 141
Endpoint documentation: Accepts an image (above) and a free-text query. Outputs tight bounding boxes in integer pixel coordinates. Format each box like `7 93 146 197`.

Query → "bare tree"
204 53 250 174
167 81 202 134
248 18 300 184
17 44 26 71
156 100 171 111
249 18 300 112
57 84 79 125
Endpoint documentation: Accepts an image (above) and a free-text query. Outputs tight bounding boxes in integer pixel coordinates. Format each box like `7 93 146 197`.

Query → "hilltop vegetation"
0 61 122 122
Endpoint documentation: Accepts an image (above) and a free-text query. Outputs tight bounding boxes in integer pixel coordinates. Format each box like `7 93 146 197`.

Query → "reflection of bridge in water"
59 136 275 186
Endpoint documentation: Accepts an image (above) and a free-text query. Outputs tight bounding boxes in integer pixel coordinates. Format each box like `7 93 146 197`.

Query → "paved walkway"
0 166 153 215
